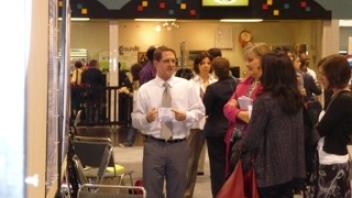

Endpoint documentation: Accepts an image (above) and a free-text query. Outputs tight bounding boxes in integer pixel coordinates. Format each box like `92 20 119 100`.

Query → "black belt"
144 135 186 144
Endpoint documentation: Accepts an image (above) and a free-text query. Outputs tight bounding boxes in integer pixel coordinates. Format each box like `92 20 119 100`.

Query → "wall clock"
239 30 253 47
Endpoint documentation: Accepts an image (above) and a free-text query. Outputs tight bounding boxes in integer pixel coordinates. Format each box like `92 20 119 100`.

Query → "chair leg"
118 174 125 185
128 173 134 186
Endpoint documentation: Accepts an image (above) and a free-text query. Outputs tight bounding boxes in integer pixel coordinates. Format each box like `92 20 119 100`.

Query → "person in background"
234 52 306 198
223 43 271 176
81 59 105 122
295 53 322 124
119 63 143 147
175 67 194 80
291 54 307 98
305 55 352 198
208 48 222 59
203 57 238 197
139 46 157 85
275 46 295 61
70 60 84 119
131 46 205 198
118 62 133 125
184 52 216 198
274 47 307 96
299 53 318 82
130 63 143 90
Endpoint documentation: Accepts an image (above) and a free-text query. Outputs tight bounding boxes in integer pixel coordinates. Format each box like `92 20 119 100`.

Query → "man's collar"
155 75 176 87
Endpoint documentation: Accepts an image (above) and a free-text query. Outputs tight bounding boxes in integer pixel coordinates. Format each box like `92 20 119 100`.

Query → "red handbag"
217 160 259 198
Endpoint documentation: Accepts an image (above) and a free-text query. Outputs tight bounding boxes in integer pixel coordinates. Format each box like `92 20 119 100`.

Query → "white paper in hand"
238 96 253 110
248 105 253 119
158 107 174 123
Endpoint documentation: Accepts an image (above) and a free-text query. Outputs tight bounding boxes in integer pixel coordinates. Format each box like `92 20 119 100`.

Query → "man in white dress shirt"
132 46 205 198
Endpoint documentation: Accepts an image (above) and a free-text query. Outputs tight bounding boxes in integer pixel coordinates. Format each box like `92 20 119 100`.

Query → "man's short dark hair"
89 59 98 67
146 46 156 61
153 46 176 62
131 63 143 81
74 61 83 68
175 68 194 80
212 57 230 80
207 48 222 59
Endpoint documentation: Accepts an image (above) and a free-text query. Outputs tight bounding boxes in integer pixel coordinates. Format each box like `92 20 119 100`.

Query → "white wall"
27 0 48 197
70 20 109 59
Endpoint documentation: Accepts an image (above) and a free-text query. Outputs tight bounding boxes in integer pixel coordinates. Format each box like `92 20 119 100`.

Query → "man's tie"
160 82 173 140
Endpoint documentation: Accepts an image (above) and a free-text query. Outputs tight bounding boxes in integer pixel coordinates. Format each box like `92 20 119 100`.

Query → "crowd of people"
130 44 352 198
70 59 105 122
71 43 352 198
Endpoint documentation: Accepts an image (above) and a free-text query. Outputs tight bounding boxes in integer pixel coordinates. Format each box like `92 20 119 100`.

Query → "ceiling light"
58 17 90 21
220 18 263 23
134 18 176 22
339 20 352 27
155 25 161 32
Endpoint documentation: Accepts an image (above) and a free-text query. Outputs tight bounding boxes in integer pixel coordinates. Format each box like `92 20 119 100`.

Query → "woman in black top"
306 55 352 198
203 57 238 197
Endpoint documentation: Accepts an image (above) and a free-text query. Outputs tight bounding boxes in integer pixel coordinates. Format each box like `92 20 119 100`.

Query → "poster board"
215 26 233 50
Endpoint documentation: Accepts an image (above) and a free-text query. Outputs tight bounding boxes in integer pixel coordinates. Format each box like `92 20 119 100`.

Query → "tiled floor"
114 146 212 197
114 146 352 198
114 146 316 198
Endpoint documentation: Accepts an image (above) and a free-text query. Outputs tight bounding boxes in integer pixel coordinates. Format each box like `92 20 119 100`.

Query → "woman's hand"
227 98 238 108
237 111 250 123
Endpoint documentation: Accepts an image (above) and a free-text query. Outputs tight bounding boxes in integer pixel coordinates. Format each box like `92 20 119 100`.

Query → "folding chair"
73 136 134 186
72 137 112 184
71 154 146 198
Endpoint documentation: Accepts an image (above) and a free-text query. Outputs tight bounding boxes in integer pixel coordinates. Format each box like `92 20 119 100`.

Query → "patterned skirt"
305 157 351 198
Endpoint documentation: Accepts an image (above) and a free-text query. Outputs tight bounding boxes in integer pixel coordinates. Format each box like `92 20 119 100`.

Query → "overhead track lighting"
220 18 263 23
134 18 176 22
58 17 90 21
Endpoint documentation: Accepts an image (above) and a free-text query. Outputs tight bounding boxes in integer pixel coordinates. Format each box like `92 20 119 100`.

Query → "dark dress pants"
143 138 189 198
259 182 294 198
184 129 205 198
206 136 226 198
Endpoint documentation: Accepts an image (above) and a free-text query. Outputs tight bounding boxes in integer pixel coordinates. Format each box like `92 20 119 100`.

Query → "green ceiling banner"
202 0 249 7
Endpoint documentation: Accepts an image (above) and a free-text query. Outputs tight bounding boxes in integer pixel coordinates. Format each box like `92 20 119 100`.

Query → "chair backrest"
74 135 112 144
74 136 116 168
76 126 112 138
72 137 112 183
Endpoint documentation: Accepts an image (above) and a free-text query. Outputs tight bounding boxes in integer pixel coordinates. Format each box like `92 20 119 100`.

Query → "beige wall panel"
27 0 48 197
321 20 340 57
